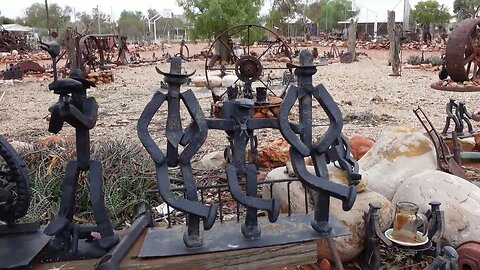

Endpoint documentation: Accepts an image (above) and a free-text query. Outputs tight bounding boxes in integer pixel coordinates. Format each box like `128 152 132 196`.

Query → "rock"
262 167 392 262
317 189 393 262
192 151 225 171
9 140 34 154
349 135 374 160
257 138 290 168
208 76 222 87
392 170 480 247
445 137 476 152
191 76 207 87
221 74 238 87
359 126 437 200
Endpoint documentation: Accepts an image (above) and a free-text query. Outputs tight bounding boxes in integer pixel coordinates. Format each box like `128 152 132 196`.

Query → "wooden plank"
33 231 318 270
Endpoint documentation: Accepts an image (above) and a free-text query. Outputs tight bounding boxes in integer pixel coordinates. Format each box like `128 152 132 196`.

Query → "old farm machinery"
204 24 294 103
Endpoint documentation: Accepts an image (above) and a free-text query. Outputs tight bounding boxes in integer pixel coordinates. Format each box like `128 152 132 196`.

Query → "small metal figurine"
221 98 280 239
442 99 460 136
362 203 392 270
41 41 119 256
442 99 474 136
138 57 218 248
278 50 358 234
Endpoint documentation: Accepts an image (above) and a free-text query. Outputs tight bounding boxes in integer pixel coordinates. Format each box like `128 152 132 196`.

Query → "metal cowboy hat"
69 68 96 89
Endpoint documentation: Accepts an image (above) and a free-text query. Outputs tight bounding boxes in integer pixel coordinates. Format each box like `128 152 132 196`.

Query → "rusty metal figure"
220 97 280 239
442 99 461 136
40 41 119 256
362 203 392 270
137 58 218 248
278 50 358 234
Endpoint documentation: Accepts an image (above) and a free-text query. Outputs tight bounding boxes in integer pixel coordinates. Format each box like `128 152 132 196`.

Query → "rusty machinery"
204 24 294 102
442 18 480 84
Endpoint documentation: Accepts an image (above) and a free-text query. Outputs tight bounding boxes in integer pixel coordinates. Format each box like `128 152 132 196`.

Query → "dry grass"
20 138 157 224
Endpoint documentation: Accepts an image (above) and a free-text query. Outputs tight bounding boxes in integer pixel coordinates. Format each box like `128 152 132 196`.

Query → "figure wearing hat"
44 68 119 254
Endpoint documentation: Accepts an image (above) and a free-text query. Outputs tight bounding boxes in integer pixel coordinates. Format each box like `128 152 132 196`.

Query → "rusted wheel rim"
446 18 480 82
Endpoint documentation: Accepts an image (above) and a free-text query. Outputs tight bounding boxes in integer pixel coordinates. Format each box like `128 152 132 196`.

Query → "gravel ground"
0 45 477 149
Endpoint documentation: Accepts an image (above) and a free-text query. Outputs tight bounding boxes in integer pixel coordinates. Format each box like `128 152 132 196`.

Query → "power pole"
97 5 101 34
45 0 50 35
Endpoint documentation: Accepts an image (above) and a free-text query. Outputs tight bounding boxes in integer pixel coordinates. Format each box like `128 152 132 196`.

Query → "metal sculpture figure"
278 50 357 234
442 99 461 136
40 41 119 256
362 203 392 270
138 57 218 248
442 99 475 136
138 53 359 264
221 97 280 239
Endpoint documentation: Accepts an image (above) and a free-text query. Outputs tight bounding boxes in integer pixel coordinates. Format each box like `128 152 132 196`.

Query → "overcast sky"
1 0 454 21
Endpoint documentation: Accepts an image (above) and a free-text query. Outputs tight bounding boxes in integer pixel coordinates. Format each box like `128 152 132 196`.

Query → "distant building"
338 0 412 37
0 24 33 36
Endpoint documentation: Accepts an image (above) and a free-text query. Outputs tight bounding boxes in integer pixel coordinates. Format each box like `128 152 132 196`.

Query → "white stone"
392 170 480 247
192 151 225 171
262 166 393 262
221 74 238 87
359 126 437 200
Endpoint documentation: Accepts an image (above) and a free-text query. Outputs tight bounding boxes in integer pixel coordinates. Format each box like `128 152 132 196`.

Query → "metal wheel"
446 18 480 82
204 24 293 102
0 135 31 224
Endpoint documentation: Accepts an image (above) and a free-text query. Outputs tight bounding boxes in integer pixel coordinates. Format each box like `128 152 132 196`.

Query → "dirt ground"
1 43 476 152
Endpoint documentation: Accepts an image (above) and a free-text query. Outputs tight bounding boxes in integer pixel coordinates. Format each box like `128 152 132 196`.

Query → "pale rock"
221 74 239 88
359 126 437 200
192 151 225 171
262 166 391 262
208 76 222 88
191 76 207 87
392 170 480 247
9 140 34 154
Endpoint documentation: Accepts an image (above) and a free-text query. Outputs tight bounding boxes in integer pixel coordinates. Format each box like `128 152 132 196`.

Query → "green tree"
117 10 146 42
411 0 451 28
0 11 15 24
264 0 302 31
24 2 72 33
177 0 264 39
453 0 480 19
307 0 358 32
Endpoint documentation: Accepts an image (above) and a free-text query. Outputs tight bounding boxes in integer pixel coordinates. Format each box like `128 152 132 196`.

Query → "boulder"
221 74 238 87
257 138 290 169
392 170 480 247
191 76 207 87
349 135 374 160
192 151 225 171
262 167 391 262
359 126 437 200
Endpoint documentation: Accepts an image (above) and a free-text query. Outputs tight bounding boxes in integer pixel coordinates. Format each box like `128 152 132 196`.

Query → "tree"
411 0 451 27
117 10 146 42
24 2 72 33
177 0 264 39
453 0 480 19
307 0 358 33
264 0 302 35
0 11 15 24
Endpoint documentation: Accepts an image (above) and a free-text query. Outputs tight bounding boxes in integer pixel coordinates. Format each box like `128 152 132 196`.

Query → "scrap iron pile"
315 39 445 52
0 28 33 53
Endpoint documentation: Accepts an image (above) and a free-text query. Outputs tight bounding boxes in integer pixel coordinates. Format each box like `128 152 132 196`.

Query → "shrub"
407 55 422 65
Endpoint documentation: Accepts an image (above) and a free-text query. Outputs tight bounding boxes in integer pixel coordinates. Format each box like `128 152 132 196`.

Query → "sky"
1 0 455 21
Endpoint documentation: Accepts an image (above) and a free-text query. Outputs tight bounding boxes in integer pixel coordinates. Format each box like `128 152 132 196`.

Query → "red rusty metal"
458 241 480 270
446 18 480 82
14 60 45 73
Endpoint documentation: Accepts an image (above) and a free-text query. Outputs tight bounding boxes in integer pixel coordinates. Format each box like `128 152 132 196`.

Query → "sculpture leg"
88 160 119 250
181 164 203 248
44 161 80 251
442 117 451 135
